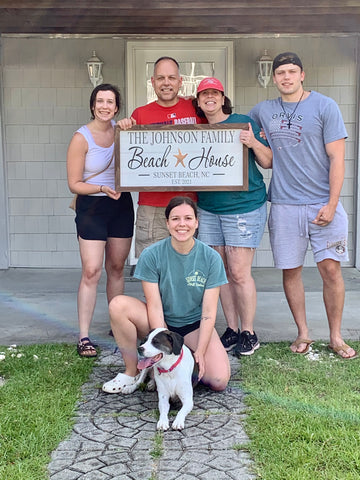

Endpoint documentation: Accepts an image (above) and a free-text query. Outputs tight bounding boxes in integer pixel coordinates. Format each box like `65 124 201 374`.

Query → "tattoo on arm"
201 315 210 321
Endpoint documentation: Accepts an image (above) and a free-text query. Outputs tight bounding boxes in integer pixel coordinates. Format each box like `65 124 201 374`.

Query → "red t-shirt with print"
131 98 205 207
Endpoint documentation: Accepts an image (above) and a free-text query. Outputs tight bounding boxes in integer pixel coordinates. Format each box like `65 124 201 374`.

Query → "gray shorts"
135 205 169 257
197 203 267 248
268 202 349 269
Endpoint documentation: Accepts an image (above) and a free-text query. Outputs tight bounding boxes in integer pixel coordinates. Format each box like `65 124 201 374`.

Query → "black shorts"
167 320 201 337
75 193 134 240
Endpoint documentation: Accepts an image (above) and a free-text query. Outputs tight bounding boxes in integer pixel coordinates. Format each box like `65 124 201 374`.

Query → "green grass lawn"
239 341 360 480
0 344 94 480
1 341 359 479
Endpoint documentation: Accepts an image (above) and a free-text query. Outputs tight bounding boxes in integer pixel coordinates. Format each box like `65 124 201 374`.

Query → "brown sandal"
290 338 314 355
77 337 97 358
328 343 358 360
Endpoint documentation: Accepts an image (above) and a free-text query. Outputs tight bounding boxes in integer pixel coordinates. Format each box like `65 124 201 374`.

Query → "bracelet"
99 185 103 193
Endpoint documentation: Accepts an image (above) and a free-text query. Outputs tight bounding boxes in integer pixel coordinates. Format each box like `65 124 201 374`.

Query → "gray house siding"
0 34 358 268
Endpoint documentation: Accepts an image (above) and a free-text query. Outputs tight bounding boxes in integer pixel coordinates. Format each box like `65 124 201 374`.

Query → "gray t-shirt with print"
249 91 347 204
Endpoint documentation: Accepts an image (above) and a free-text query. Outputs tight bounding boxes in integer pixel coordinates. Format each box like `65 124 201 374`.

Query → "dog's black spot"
152 331 174 355
139 329 185 356
149 330 183 356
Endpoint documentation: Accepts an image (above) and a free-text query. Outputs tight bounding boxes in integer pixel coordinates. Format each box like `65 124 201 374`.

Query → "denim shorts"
197 203 267 248
269 202 349 269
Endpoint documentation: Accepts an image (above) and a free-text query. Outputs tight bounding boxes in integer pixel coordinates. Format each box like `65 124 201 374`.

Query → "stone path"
48 348 257 480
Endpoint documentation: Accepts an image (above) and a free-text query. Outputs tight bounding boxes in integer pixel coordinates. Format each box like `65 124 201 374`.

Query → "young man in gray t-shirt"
249 51 357 359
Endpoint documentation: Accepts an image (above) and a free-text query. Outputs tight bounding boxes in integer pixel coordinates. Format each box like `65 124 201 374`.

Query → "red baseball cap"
197 77 224 94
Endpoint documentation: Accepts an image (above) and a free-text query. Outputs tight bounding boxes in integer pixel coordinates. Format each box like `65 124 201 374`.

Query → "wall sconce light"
86 50 103 87
257 50 273 88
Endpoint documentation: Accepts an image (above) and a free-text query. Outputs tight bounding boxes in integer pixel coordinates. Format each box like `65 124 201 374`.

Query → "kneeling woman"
102 196 231 393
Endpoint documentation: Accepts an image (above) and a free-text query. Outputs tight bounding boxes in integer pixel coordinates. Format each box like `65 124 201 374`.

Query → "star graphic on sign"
174 149 188 167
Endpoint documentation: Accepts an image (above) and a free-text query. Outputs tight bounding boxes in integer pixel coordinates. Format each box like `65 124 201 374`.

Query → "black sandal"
77 337 98 358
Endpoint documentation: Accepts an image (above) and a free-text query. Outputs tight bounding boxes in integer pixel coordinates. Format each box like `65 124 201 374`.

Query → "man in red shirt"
118 56 204 257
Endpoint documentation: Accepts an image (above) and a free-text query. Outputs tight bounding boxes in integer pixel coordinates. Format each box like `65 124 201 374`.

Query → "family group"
66 52 357 395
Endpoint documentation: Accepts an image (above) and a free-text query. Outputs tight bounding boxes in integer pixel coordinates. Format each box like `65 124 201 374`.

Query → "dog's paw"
171 415 185 431
157 419 169 431
146 378 156 391
171 412 185 430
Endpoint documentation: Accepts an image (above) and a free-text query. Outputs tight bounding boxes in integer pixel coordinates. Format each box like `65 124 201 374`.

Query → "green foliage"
149 431 164 459
240 341 360 480
0 344 94 480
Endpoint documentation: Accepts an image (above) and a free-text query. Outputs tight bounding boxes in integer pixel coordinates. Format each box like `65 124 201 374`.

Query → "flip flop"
328 343 358 360
102 370 147 394
290 338 314 355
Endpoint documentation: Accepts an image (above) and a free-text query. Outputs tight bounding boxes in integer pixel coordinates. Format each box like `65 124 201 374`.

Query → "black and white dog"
137 327 194 431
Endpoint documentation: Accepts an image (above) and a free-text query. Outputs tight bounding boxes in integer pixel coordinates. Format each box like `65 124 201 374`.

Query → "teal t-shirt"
197 113 267 214
134 237 227 327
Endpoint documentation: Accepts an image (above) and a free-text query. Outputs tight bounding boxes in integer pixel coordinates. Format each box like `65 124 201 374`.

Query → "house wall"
0 37 126 267
0 34 358 268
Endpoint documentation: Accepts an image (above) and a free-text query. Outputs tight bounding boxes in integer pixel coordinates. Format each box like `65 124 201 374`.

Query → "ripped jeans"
197 203 267 248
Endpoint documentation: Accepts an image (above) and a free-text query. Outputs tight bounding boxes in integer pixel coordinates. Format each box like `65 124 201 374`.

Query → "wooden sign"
115 124 249 192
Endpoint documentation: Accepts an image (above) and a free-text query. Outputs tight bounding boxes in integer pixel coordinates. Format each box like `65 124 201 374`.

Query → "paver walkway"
48 347 256 480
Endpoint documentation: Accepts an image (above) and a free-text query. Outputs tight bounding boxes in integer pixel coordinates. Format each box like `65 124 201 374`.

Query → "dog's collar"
157 348 184 374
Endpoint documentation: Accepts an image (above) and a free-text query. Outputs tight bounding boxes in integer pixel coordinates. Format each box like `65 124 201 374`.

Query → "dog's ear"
168 331 184 355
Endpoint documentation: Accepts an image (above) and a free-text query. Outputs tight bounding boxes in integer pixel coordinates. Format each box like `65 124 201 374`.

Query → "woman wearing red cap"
193 77 272 357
